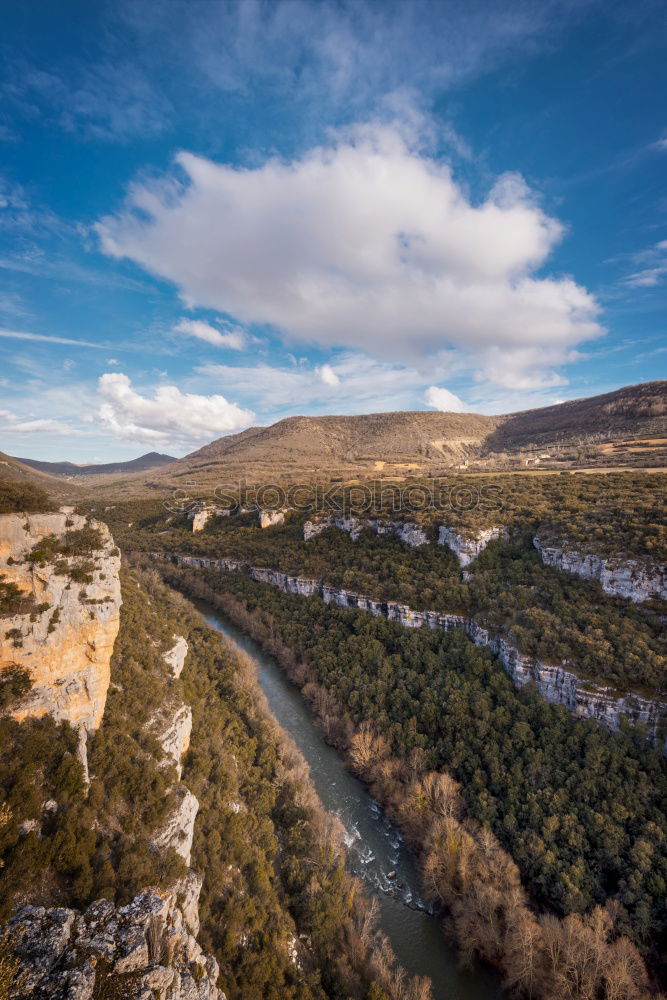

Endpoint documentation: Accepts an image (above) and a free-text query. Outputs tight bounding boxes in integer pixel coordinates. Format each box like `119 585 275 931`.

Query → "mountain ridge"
16 451 177 478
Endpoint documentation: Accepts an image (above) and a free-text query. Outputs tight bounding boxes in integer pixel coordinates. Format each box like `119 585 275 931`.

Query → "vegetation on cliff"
101 496 665 695
161 564 667 968
0 560 427 1000
0 482 55 515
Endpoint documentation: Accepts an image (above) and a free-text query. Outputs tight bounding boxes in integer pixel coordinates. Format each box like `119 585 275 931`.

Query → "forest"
159 563 667 964
100 498 666 696
0 559 428 1000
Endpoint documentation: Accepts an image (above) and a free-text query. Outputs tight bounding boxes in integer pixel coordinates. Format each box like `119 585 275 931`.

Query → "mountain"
146 381 667 488
62 381 666 499
16 451 177 478
0 449 76 501
483 380 667 453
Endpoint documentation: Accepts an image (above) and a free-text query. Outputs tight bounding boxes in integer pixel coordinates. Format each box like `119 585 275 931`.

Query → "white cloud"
424 386 467 412
174 318 246 350
0 408 79 435
317 363 340 387
623 239 667 289
98 125 603 390
197 352 459 416
0 328 105 348
97 372 254 447
106 357 120 365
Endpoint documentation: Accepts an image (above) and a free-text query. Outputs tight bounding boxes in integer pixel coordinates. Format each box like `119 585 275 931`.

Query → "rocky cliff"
438 524 507 566
149 701 193 781
0 510 121 733
7 886 223 1000
304 515 429 546
534 536 667 603
162 553 667 750
303 515 509 563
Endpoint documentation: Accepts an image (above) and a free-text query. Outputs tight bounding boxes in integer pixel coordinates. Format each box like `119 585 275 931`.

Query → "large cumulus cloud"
97 126 603 389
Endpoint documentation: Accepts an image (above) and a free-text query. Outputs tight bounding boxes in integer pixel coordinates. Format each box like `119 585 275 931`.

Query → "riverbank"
155 559 660 1000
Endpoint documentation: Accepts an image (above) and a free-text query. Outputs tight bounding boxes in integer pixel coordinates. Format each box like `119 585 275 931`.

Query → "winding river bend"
198 601 501 1000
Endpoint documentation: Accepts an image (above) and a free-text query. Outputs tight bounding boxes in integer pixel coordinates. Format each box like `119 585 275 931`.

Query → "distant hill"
63 381 667 498
162 381 667 484
16 451 177 478
0 450 75 500
484 381 667 453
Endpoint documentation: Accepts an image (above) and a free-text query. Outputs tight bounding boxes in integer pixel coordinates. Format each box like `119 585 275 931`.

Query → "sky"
0 0 665 462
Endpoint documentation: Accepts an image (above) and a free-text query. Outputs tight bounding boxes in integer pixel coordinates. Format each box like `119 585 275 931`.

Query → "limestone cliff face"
164 635 189 679
534 536 667 603
259 509 285 528
151 788 199 866
8 887 223 1000
161 552 667 750
438 525 507 566
0 511 121 732
303 516 429 547
149 702 193 781
303 515 509 562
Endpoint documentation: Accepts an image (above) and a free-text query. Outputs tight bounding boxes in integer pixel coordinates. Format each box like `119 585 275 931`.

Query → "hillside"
114 381 667 493
0 450 76 501
16 450 176 478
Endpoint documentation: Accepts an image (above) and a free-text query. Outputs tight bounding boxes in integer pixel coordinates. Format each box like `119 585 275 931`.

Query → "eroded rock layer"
0 511 122 732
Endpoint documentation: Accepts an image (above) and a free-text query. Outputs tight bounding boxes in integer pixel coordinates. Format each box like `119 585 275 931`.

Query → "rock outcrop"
164 635 189 679
150 702 193 781
438 525 506 566
160 552 667 750
534 537 667 603
259 509 285 529
7 887 223 999
0 510 122 733
151 788 199 866
303 516 429 547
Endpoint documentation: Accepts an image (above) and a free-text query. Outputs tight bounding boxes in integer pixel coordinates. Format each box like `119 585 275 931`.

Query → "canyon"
166 552 667 750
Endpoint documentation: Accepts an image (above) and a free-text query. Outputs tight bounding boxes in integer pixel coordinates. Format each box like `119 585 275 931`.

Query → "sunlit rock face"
534 536 667 603
164 635 189 679
150 702 193 781
303 516 429 547
0 511 121 733
438 525 506 566
151 788 199 866
7 887 224 999
259 509 285 528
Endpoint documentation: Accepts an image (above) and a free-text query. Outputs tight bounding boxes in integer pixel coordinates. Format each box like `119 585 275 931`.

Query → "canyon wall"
303 515 507 565
534 536 667 603
0 510 121 733
164 553 667 750
8 886 223 1000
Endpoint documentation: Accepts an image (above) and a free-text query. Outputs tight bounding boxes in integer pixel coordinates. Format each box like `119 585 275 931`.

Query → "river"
198 602 500 1000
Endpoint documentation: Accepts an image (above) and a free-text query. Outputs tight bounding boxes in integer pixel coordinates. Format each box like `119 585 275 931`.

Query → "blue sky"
0 0 665 461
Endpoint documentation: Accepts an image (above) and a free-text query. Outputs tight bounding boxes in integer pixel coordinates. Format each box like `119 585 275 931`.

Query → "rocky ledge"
303 515 508 564
149 702 193 781
0 510 122 733
534 536 667 603
6 887 223 1000
161 552 667 751
303 516 430 547
438 525 507 566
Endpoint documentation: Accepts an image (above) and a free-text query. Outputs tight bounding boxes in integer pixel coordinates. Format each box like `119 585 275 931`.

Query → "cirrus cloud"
174 318 247 350
97 124 604 389
97 372 254 447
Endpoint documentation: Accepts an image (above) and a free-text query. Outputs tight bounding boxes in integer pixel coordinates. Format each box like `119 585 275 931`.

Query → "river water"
199 603 501 1000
